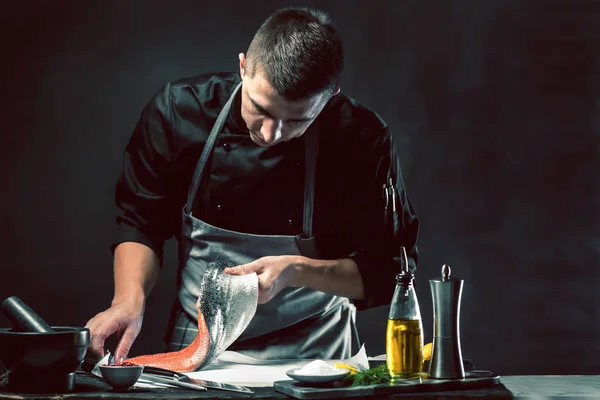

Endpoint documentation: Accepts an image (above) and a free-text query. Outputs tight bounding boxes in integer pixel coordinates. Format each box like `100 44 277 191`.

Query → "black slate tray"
274 370 501 399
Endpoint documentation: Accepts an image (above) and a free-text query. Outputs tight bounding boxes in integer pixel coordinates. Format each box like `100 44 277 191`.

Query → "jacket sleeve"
347 128 420 310
111 83 181 264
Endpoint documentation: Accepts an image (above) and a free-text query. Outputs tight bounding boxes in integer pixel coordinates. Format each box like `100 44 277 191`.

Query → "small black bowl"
99 364 144 390
0 326 89 393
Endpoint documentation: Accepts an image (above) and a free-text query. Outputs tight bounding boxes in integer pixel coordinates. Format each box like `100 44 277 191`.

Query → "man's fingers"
114 327 138 363
88 329 107 361
86 316 118 361
224 262 257 275
224 265 244 275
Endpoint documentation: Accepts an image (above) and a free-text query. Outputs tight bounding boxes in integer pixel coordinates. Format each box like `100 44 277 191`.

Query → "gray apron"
165 82 360 361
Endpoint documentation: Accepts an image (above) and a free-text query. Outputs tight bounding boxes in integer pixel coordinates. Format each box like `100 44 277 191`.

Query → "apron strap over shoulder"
301 122 318 238
185 82 242 213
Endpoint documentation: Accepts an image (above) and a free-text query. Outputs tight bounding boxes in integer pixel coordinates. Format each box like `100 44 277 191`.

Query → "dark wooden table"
1 372 599 399
0 370 516 399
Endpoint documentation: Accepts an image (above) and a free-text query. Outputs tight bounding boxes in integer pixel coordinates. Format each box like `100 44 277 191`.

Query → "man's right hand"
86 242 160 363
84 296 145 363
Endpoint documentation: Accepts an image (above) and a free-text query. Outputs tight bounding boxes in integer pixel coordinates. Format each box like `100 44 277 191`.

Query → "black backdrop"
1 0 599 375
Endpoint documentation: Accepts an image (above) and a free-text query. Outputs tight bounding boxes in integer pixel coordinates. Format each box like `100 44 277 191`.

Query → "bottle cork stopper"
401 247 409 273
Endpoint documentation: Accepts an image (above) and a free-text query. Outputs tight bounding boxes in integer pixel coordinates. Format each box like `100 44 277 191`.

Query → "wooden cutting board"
274 370 501 399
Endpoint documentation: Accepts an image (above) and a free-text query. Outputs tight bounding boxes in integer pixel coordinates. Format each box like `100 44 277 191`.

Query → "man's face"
239 54 334 147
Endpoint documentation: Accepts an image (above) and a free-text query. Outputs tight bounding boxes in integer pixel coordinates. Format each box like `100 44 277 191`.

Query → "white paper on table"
183 343 370 387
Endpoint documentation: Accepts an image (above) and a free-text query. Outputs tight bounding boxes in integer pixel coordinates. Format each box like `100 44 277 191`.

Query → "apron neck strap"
301 121 318 238
184 81 319 238
185 81 242 213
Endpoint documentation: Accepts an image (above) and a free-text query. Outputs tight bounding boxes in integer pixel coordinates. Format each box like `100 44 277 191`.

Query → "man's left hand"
224 256 305 304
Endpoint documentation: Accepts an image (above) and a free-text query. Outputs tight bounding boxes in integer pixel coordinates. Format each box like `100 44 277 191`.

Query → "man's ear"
239 53 246 77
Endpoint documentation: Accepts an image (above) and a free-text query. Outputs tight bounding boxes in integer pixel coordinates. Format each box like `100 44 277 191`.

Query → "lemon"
423 342 433 361
334 363 358 375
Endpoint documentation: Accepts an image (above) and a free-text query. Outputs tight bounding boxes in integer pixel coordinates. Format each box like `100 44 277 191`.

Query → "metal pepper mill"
428 264 465 379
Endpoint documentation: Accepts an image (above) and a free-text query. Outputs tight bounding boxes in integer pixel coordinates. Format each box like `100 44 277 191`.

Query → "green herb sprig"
350 364 390 386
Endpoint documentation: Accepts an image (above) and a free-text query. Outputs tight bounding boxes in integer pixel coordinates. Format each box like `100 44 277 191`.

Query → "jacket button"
288 219 293 226
223 143 232 152
217 204 223 211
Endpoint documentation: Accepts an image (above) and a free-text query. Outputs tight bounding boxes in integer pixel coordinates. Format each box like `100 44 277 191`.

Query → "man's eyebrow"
249 96 273 117
287 116 314 123
249 95 314 123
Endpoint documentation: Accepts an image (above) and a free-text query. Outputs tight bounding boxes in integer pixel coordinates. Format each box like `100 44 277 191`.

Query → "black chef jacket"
113 72 419 310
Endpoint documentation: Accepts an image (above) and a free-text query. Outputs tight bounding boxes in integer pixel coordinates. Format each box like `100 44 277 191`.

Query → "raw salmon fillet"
125 297 209 372
123 258 258 372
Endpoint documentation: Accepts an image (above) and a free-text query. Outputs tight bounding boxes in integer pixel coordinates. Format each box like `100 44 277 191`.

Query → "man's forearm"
112 242 160 306
293 256 364 299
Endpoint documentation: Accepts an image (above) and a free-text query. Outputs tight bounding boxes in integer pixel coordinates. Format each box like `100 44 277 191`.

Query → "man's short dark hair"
245 7 344 101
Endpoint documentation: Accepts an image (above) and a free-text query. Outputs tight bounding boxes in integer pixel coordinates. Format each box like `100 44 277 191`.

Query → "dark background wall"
1 0 598 375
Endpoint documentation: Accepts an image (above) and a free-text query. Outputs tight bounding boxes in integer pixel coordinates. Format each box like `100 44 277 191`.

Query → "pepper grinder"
428 264 465 379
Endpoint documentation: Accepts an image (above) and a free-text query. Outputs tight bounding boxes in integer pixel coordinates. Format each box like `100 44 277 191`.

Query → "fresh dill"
350 364 391 386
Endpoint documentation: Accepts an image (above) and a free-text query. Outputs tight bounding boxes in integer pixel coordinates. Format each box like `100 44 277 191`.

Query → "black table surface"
0 370 515 400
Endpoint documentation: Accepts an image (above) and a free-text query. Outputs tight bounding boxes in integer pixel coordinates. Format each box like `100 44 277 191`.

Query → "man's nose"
260 119 283 144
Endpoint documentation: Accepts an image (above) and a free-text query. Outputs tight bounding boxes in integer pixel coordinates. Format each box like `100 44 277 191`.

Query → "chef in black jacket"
85 6 419 364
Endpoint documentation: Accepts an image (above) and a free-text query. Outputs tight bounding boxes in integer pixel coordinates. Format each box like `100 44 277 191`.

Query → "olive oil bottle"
386 247 423 381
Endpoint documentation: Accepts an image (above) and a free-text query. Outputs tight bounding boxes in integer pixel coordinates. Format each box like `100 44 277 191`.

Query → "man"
85 6 419 364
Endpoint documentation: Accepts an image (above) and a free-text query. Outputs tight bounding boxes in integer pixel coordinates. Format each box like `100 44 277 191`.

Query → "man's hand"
224 256 305 304
84 297 145 363
85 242 159 362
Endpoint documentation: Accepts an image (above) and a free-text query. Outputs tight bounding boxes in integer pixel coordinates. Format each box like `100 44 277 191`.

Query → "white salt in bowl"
286 360 350 384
